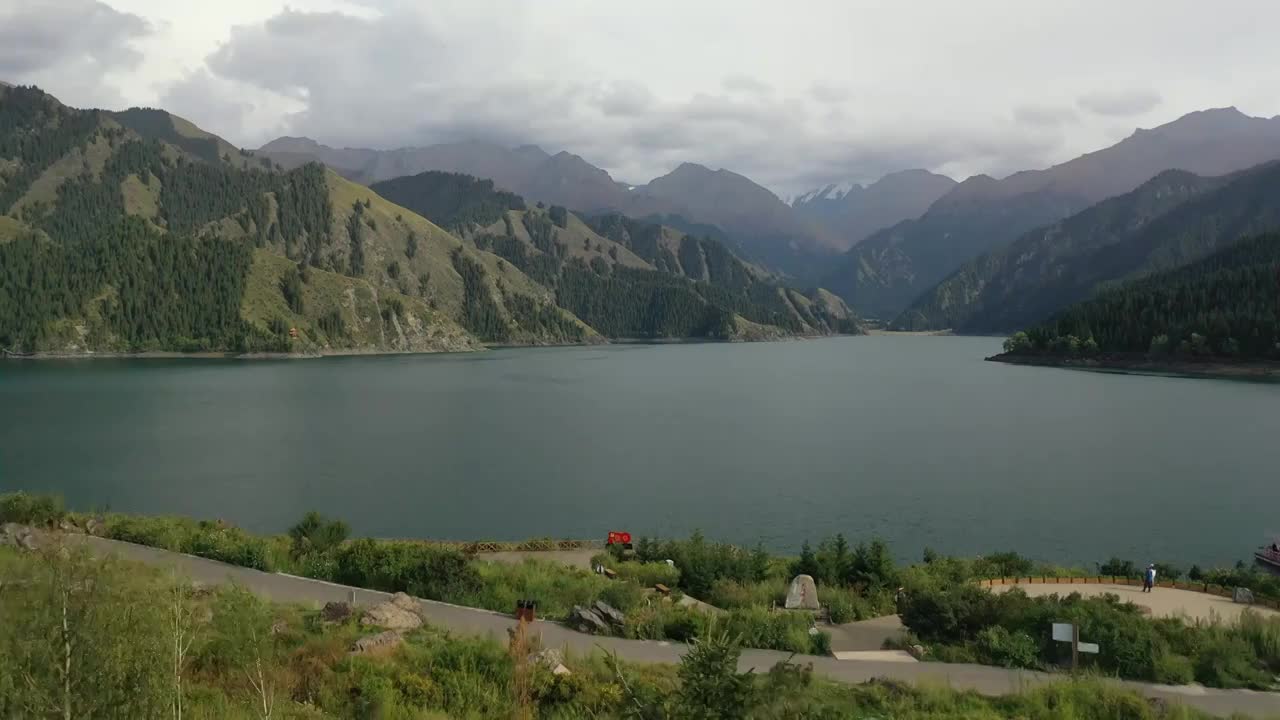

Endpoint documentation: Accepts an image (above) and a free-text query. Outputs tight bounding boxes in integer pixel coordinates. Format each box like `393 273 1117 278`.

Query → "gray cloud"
1077 89 1163 117
809 84 852 104
0 0 150 106
175 5 1087 194
722 74 772 96
1013 104 1078 127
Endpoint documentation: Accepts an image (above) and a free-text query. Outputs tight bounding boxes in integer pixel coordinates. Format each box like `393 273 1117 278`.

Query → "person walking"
1143 564 1157 593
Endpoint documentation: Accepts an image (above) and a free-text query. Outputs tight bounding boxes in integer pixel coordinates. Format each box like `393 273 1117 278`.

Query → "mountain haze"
823 107 1280 319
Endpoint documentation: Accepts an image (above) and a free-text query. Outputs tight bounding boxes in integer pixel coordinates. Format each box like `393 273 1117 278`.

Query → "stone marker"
1234 587 1255 604
785 574 820 610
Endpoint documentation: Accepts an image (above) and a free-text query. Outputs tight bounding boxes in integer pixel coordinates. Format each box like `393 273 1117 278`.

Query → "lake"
2 336 1277 569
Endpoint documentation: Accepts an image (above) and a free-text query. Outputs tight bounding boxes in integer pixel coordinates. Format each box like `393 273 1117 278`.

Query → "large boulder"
1 523 39 552
350 630 403 656
1234 587 1255 604
529 648 564 669
785 574 820 610
362 593 423 631
569 605 611 635
593 600 626 628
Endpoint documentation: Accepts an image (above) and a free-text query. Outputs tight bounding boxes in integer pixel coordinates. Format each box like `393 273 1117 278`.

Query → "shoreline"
3 331 865 361
988 352 1280 380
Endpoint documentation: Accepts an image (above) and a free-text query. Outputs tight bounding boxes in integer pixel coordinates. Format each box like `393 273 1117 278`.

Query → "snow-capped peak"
789 180 861 206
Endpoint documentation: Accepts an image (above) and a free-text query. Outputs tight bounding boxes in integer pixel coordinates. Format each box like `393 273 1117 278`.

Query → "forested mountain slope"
897 161 1280 332
260 138 836 281
366 170 862 339
823 107 1280 320
0 85 589 354
1000 232 1280 361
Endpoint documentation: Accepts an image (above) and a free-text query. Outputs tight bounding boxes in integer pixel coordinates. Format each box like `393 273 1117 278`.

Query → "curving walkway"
992 581 1278 622
75 536 1280 718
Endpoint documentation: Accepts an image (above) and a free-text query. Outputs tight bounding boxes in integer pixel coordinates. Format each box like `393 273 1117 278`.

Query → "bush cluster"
899 584 1279 688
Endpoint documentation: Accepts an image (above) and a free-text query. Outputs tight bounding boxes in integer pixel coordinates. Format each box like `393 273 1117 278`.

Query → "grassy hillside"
0 85 591 353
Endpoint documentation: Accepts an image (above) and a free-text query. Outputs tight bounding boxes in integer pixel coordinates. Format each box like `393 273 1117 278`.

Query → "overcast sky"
4 0 1278 195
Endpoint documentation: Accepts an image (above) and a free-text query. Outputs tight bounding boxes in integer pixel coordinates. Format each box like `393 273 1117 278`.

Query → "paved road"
994 582 1278 623
826 615 906 653
80 537 1280 718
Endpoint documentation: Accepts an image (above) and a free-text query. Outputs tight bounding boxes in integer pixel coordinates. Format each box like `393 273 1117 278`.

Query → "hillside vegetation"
0 85 591 353
825 108 1280 321
355 169 863 340
0 544 1215 720
898 160 1280 333
1000 232 1280 361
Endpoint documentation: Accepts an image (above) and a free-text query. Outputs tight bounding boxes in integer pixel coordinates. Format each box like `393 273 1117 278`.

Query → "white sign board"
1077 642 1100 654
1052 623 1074 642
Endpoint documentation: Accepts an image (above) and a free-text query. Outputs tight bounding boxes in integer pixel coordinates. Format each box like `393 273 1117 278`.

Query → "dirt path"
72 537 1280 718
481 549 599 570
993 582 1277 622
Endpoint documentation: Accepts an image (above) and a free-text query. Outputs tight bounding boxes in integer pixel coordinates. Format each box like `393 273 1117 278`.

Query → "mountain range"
897 159 1280 333
820 107 1280 320
789 169 957 249
258 138 836 279
0 85 858 355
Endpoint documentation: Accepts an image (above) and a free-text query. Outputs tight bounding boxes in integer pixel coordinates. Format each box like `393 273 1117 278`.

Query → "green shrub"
1193 634 1269 688
332 539 480 601
720 607 826 655
827 592 855 624
0 492 65 526
1153 651 1195 685
625 603 703 642
450 558 639 620
287 511 349 559
101 515 271 570
639 531 766 598
976 626 1039 668
607 560 681 589
706 579 785 610
1235 609 1280 671
675 630 755 718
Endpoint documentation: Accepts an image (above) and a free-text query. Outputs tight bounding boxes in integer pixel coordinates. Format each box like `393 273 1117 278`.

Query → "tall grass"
450 559 644 619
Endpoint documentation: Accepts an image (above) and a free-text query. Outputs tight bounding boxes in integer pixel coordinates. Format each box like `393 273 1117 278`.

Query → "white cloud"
12 0 1280 194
